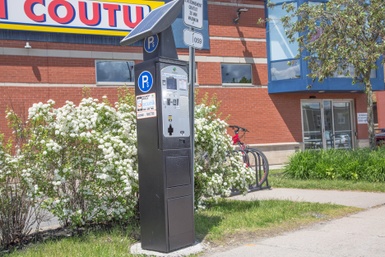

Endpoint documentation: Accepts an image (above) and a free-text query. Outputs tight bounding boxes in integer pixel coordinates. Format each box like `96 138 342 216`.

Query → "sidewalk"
203 188 385 257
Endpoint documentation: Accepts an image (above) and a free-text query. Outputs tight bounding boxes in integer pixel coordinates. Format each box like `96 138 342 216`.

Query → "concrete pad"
130 242 205 256
230 188 385 208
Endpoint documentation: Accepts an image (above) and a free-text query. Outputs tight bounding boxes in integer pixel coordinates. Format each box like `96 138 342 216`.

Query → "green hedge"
284 148 385 182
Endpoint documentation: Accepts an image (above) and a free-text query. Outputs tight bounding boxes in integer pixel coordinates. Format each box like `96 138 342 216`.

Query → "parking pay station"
120 0 194 253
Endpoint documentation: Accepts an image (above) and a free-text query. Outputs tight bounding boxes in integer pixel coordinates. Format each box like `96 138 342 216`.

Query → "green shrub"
284 148 385 182
1 90 251 248
5 98 139 228
0 135 45 249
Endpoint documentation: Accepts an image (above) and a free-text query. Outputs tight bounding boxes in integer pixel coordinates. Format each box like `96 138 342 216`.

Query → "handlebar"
229 125 249 134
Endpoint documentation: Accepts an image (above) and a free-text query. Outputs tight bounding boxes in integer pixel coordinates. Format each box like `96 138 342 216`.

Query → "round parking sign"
138 71 153 93
144 35 159 53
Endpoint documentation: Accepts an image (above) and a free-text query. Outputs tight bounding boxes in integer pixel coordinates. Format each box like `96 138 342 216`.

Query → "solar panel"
120 0 183 46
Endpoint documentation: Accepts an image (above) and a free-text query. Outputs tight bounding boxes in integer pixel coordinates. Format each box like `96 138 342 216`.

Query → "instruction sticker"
136 93 157 119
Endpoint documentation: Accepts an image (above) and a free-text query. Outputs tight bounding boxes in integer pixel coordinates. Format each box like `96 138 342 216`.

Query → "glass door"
323 101 334 149
333 101 353 149
302 100 354 150
302 102 323 149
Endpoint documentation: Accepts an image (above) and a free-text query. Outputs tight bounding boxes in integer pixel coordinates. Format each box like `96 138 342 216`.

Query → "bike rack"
247 150 271 192
230 149 271 197
228 124 271 196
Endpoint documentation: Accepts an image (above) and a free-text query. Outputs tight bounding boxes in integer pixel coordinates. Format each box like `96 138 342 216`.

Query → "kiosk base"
130 241 204 257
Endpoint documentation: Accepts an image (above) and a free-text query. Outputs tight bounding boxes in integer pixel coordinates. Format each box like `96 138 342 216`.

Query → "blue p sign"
144 35 159 53
138 71 153 93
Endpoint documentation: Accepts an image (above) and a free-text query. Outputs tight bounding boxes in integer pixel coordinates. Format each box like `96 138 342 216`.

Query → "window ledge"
222 83 255 87
96 82 135 86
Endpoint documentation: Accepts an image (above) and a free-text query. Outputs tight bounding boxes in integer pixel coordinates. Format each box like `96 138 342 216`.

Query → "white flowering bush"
14 97 138 227
1 90 253 235
0 134 42 248
194 95 255 206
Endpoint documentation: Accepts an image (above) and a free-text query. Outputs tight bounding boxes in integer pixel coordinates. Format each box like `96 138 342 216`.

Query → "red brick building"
0 0 383 164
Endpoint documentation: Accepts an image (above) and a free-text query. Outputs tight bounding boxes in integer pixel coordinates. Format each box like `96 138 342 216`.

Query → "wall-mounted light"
233 8 249 24
24 42 32 49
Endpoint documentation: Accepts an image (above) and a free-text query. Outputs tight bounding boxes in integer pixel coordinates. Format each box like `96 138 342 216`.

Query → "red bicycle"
229 125 270 190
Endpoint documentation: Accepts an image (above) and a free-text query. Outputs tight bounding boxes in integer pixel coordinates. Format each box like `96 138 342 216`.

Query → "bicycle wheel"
245 148 269 188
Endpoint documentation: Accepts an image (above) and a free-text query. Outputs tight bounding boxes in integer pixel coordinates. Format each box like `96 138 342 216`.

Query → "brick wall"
196 89 368 144
0 0 370 151
0 86 369 146
0 55 95 84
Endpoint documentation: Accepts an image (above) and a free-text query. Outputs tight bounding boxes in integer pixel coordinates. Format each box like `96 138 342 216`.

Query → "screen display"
166 77 177 90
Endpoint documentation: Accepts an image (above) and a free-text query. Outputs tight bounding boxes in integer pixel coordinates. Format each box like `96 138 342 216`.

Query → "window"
332 63 377 78
221 64 252 84
267 1 301 81
271 59 300 80
268 3 298 61
96 60 135 85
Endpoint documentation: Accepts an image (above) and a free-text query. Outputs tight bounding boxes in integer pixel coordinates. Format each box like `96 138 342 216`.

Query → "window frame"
95 60 135 86
221 63 253 86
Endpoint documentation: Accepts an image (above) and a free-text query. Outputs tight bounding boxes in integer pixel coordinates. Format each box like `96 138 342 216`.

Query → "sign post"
183 0 203 201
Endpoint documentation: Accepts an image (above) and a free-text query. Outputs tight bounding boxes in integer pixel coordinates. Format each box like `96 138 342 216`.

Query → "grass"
4 226 139 257
195 199 358 244
269 169 385 192
5 199 358 257
6 168 381 257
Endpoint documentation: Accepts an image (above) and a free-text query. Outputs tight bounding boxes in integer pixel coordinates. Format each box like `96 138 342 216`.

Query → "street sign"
183 29 203 49
138 71 153 93
144 34 159 53
183 0 203 29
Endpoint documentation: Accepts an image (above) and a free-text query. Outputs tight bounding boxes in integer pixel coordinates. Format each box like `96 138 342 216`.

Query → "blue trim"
266 0 385 94
268 77 384 94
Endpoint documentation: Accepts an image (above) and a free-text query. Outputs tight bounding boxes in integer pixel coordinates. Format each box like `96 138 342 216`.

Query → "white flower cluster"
1 93 255 227
22 97 138 226
0 138 9 180
194 103 255 206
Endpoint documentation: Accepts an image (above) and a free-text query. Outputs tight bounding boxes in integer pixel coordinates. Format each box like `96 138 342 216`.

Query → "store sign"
0 0 164 36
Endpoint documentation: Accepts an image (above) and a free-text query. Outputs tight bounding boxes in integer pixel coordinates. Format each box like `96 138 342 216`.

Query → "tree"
272 0 385 149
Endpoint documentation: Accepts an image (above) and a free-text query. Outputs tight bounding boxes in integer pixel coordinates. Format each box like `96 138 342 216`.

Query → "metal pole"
189 39 195 207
